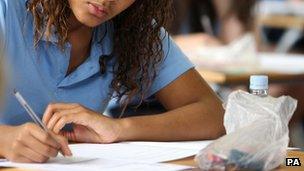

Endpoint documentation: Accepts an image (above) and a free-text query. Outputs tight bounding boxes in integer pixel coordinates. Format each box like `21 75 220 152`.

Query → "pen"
13 89 69 156
13 89 48 131
201 15 214 36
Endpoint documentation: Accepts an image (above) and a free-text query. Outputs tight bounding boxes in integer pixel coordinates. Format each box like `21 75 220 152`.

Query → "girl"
0 0 224 163
0 27 3 98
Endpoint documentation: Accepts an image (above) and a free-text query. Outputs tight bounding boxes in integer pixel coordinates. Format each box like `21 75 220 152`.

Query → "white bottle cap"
250 75 268 90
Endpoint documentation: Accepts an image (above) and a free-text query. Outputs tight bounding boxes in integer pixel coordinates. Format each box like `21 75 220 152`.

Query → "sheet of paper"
69 140 212 163
190 50 304 74
257 1 304 16
47 156 98 164
70 143 196 163
259 53 304 74
0 159 191 171
123 140 213 151
0 158 132 171
108 163 192 171
0 140 211 170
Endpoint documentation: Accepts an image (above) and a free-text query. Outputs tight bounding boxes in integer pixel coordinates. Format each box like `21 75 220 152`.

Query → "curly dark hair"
26 0 174 114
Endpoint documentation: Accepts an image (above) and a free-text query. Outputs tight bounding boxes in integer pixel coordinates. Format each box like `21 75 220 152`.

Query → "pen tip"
13 89 17 94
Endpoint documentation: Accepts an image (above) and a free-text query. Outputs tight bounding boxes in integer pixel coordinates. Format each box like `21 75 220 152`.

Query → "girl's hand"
42 103 122 143
0 123 72 163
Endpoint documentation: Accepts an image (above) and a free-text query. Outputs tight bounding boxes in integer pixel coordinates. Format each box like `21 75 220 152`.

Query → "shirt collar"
40 21 113 50
56 21 114 88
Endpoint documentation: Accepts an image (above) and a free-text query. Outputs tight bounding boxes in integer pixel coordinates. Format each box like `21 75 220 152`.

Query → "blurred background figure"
170 0 256 44
170 0 304 147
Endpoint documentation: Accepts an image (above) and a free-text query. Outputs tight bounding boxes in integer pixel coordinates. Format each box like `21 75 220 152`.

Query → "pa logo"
286 158 301 166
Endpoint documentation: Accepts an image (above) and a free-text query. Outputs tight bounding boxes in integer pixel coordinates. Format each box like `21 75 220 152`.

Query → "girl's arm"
43 69 225 143
117 68 225 141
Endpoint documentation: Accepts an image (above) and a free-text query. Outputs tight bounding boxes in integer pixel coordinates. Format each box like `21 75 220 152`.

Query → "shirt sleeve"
0 0 6 107
0 0 6 46
146 28 195 98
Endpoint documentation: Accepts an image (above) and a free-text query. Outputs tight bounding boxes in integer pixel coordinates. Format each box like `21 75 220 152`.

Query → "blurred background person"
213 0 256 43
169 0 256 44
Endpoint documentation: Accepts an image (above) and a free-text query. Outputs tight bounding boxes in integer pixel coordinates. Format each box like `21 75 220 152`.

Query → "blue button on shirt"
0 0 194 125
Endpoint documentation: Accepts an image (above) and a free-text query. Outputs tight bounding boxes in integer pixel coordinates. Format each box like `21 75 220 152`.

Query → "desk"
169 150 304 171
1 150 304 171
197 68 304 86
257 15 304 30
197 52 304 86
256 15 304 53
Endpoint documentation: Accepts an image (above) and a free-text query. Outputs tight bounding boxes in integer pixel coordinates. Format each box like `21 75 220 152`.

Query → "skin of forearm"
117 100 225 142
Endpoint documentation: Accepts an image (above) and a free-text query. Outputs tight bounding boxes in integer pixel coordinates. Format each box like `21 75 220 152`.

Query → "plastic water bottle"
249 75 268 97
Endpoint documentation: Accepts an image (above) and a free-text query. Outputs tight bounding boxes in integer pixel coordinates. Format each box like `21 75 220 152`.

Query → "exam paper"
108 163 192 171
69 140 212 163
0 140 212 170
0 158 191 171
124 140 213 150
259 53 304 74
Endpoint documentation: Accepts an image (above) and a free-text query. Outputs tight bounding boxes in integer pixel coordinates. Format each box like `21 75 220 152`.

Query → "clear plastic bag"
195 90 297 170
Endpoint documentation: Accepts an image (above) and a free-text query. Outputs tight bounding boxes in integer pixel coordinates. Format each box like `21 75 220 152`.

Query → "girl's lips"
87 2 108 19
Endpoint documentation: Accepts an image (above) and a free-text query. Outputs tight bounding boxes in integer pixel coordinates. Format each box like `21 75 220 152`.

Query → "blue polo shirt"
0 0 194 125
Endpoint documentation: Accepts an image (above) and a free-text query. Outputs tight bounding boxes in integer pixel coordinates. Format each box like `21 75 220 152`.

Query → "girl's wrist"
115 118 133 142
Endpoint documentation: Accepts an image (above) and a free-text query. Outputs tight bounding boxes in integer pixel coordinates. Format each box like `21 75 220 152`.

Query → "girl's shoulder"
0 0 6 11
1 0 28 12
2 0 28 23
5 0 28 14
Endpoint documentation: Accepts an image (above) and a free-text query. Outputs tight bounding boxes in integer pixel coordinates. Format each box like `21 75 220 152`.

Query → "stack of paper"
188 34 259 72
0 140 213 171
257 0 304 16
259 53 304 74
0 157 191 171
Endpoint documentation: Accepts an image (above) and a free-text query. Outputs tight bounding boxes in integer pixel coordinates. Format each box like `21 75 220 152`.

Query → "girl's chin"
79 18 106 27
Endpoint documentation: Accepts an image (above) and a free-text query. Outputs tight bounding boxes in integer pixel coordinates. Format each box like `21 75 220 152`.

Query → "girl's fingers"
53 113 80 134
11 155 35 163
14 157 33 163
60 131 77 142
47 112 63 131
23 134 58 158
28 124 60 149
47 107 83 131
49 132 73 157
42 103 79 125
17 143 48 163
61 125 101 143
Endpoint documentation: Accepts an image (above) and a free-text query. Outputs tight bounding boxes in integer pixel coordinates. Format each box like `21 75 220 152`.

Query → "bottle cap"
250 75 268 90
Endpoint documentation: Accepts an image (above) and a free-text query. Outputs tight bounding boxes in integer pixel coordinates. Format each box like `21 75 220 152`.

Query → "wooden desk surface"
198 69 304 86
168 150 304 171
257 15 304 30
1 150 303 171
